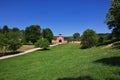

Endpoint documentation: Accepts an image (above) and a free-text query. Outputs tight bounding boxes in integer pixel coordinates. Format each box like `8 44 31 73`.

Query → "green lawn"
0 44 120 80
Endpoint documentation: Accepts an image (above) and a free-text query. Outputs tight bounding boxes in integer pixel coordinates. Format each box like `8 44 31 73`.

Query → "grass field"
0 44 120 80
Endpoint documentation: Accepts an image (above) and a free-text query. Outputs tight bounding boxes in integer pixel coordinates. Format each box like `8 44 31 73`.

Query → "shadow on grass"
57 76 120 80
37 48 50 51
94 56 120 66
0 51 22 57
57 76 94 80
106 78 120 80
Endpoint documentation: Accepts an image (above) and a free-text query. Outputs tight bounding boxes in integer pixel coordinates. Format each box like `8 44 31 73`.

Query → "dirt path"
104 43 113 48
0 43 60 60
104 41 120 48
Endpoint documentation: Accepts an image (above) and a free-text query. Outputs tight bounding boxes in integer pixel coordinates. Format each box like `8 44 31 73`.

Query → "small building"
56 34 64 43
52 34 65 43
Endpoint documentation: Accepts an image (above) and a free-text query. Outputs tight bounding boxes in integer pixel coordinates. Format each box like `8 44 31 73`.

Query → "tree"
3 25 9 33
97 37 104 46
0 32 10 53
25 25 41 44
73 32 80 41
0 26 22 54
81 29 97 49
8 39 22 52
105 0 120 39
12 27 20 32
35 38 50 50
0 34 5 53
42 28 54 44
0 27 2 33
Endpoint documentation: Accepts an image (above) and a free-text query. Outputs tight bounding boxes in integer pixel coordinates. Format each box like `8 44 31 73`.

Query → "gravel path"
0 43 60 60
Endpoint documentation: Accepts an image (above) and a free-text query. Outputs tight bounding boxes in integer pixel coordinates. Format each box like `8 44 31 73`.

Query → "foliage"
97 33 120 46
12 27 20 32
42 28 54 44
8 39 22 52
81 29 97 48
105 0 120 39
2 25 9 33
97 37 104 45
73 32 80 41
0 26 22 54
0 28 2 33
0 34 6 51
25 25 41 44
0 33 11 52
64 36 73 42
35 38 50 49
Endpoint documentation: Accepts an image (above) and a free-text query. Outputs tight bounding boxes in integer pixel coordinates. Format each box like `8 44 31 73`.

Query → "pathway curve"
0 43 60 60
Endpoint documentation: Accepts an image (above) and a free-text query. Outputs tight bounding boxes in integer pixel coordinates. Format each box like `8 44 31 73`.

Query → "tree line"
24 25 54 49
0 25 22 55
0 25 54 56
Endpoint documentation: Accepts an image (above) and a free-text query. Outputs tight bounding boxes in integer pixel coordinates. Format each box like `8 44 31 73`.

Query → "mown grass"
0 44 120 80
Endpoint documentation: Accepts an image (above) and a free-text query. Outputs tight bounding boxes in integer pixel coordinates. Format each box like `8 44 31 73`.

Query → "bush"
8 39 22 52
81 29 97 49
96 37 104 46
35 38 50 49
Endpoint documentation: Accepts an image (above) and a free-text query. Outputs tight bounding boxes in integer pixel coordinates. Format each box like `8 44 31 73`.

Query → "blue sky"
0 0 111 36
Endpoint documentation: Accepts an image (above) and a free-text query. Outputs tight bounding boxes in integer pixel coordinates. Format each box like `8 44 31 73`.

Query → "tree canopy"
42 28 54 44
81 29 97 49
73 32 80 41
25 25 41 44
0 26 22 54
105 0 120 39
2 25 9 33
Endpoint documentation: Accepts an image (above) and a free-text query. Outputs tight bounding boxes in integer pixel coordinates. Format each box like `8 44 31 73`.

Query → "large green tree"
25 25 41 44
105 0 120 39
42 28 54 44
81 29 97 49
73 32 80 41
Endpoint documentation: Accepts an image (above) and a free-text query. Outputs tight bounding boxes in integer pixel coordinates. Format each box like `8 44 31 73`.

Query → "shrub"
35 38 50 49
81 29 97 49
8 39 22 52
97 37 104 46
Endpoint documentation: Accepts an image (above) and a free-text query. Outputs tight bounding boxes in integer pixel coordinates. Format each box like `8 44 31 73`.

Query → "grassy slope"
0 44 120 80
